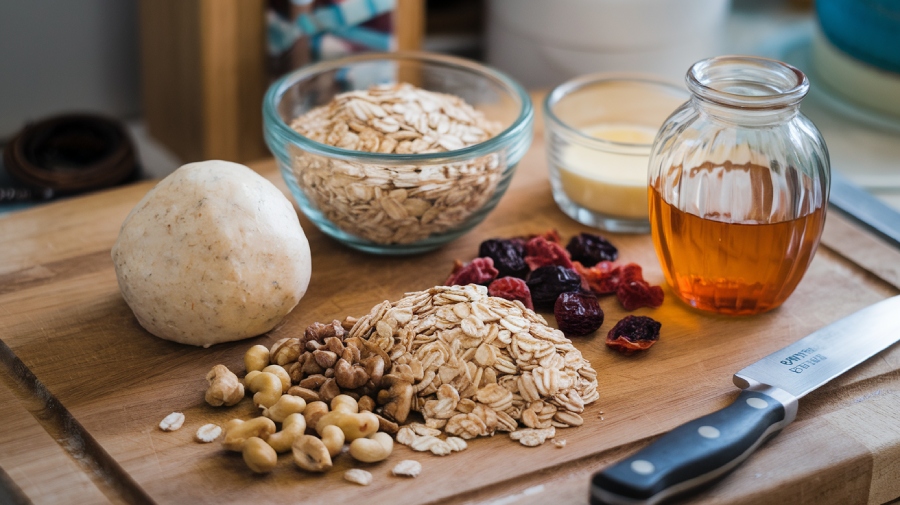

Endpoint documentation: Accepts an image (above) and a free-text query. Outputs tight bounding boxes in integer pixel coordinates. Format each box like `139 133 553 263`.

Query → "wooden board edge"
0 339 152 505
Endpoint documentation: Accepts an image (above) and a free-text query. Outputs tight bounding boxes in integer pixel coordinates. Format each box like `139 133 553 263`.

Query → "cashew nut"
349 432 393 463
303 401 330 429
243 437 277 473
243 370 260 390
244 345 270 373
222 417 276 451
247 371 283 408
262 395 307 423
316 411 379 441
330 394 358 414
266 413 307 453
205 365 244 407
262 364 291 393
320 424 345 457
292 435 332 472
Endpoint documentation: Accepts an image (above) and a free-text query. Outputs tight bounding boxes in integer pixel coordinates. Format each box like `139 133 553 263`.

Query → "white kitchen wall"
0 0 141 139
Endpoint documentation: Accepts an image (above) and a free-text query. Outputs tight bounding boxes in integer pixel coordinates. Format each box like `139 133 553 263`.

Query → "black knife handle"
590 386 798 505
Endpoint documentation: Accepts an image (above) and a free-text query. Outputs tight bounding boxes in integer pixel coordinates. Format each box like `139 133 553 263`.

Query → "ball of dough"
111 160 311 346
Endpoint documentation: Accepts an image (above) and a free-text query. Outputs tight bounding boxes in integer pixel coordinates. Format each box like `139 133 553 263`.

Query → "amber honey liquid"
649 186 826 315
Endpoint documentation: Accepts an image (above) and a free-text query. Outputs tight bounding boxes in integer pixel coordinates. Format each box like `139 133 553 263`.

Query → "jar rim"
686 55 809 109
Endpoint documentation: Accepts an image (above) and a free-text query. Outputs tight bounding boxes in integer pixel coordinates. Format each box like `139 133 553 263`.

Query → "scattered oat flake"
510 427 556 447
195 423 222 443
159 412 185 432
392 460 423 477
552 439 567 448
344 469 373 486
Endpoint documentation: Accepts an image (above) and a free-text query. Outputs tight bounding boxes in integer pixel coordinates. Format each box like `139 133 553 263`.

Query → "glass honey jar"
648 56 830 315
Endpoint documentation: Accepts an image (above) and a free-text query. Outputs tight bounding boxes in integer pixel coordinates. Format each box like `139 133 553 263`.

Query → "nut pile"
289 83 504 244
265 320 400 434
350 284 599 446
213 383 397 475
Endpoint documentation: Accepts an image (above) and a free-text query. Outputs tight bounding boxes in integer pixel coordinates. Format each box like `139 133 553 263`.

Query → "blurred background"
1 0 899 211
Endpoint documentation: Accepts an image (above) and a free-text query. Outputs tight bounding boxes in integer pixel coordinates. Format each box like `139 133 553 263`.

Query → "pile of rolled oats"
350 284 599 448
289 83 504 245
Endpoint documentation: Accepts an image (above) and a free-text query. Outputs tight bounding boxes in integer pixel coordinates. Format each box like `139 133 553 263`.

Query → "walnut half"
205 365 244 407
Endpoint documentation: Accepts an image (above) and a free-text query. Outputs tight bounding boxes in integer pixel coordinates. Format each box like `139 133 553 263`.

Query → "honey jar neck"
690 97 801 126
686 55 809 126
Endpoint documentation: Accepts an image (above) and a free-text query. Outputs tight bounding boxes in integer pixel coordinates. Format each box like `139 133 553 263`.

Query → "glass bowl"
544 74 688 233
263 52 533 255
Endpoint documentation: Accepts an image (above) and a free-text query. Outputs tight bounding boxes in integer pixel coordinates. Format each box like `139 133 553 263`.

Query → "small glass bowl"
263 52 533 255
544 75 688 233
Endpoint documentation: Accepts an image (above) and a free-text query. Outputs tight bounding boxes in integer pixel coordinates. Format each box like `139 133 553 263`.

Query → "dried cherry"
566 233 618 266
606 315 661 354
479 239 528 278
488 277 534 310
524 236 575 271
526 266 582 308
554 292 604 336
445 257 498 286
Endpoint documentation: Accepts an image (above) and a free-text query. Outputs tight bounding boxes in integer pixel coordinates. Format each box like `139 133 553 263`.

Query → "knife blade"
590 295 900 505
829 171 900 249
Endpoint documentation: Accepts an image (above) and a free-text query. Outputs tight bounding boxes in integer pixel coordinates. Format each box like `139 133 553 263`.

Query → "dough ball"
111 160 311 346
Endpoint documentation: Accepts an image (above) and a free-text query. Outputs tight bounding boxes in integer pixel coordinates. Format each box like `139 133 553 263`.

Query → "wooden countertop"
1 113 900 505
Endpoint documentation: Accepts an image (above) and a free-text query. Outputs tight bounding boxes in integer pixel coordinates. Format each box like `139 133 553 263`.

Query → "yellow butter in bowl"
544 75 689 233
557 124 657 220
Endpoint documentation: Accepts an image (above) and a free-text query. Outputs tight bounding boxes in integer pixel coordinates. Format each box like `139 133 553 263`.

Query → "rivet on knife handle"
590 386 798 505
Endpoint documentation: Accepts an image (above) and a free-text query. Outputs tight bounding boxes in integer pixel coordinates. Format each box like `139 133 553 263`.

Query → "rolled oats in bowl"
289 84 504 246
264 52 533 254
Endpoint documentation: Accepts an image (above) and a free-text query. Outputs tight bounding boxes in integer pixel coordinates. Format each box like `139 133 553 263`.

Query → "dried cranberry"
618 263 644 284
606 315 661 354
445 257 498 286
566 233 618 266
574 261 620 295
575 261 664 309
617 279 665 310
613 263 664 310
488 277 534 310
554 292 604 336
524 236 575 271
526 266 583 308
479 239 528 278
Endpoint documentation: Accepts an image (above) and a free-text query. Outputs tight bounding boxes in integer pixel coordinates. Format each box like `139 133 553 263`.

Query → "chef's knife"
590 295 900 505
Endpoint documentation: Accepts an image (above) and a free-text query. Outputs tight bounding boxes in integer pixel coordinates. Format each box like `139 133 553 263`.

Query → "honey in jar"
648 57 830 315
649 165 827 315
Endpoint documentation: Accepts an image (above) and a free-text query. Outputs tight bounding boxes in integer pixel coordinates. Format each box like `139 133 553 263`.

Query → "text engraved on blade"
778 347 828 374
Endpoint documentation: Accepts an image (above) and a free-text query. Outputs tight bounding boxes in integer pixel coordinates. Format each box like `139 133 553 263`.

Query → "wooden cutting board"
1 116 899 505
